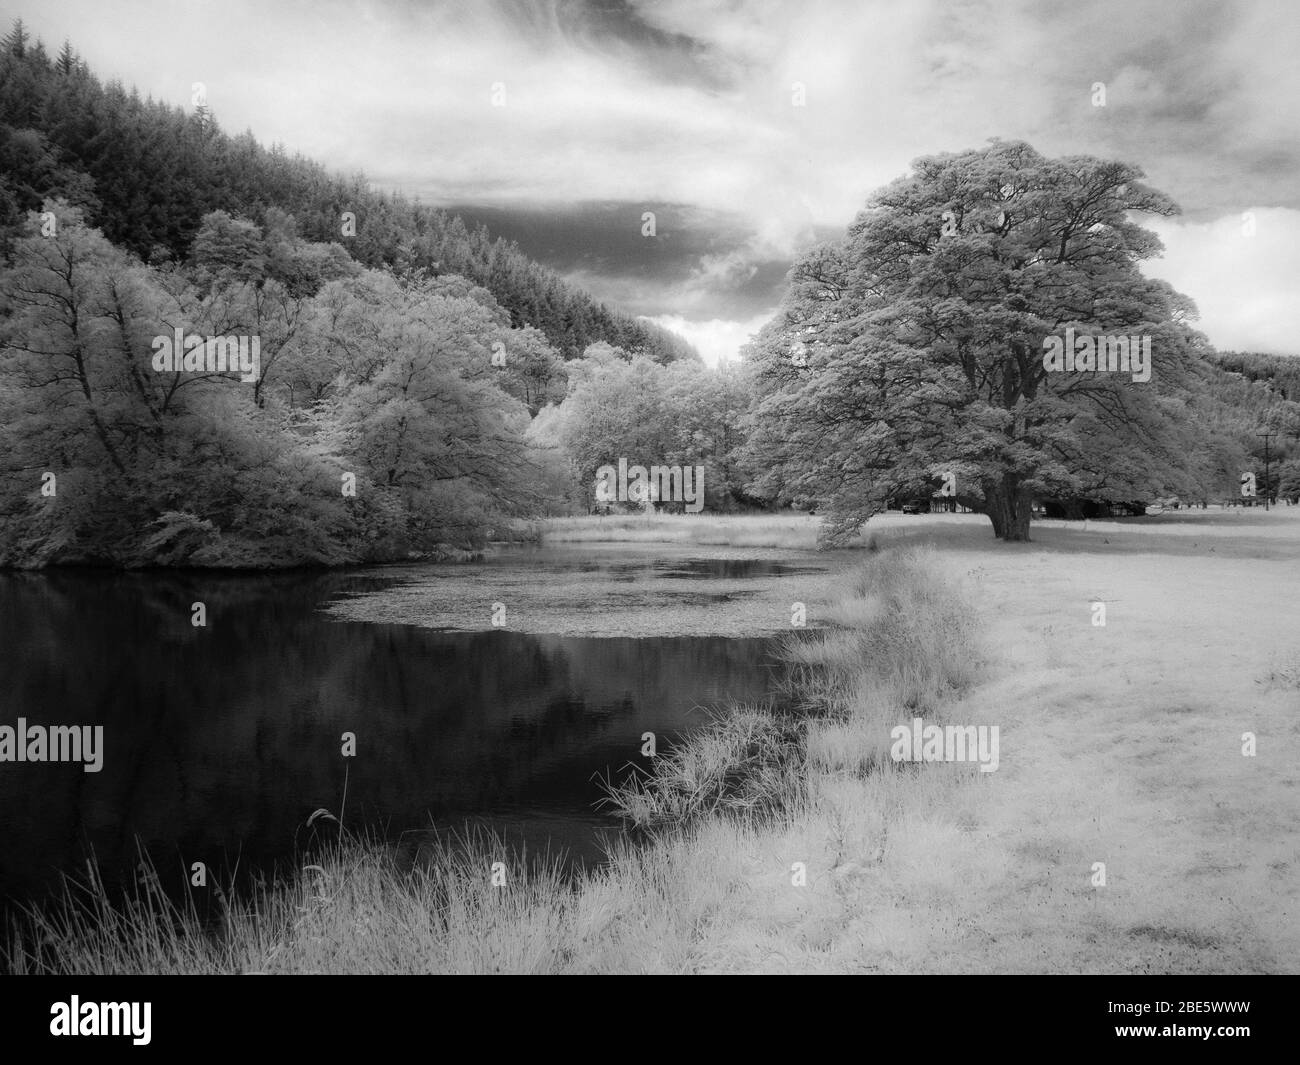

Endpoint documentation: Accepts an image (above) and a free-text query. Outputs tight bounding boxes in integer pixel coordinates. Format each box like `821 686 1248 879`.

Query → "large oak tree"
745 140 1228 542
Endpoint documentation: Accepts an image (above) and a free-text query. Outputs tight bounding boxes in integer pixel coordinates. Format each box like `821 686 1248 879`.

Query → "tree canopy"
0 204 546 565
744 140 1252 541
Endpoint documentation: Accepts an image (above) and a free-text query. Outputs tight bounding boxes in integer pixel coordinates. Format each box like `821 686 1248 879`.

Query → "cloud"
1143 209 1300 354
640 312 775 367
18 0 1300 219
9 0 1299 354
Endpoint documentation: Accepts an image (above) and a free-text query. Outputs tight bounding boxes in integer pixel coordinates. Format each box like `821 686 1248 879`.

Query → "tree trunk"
985 477 1033 541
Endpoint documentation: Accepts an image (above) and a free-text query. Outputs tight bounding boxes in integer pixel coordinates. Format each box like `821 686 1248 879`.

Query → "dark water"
0 564 788 915
654 559 820 580
405 550 818 582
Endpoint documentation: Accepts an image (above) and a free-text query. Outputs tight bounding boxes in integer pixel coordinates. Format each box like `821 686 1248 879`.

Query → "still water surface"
0 551 802 912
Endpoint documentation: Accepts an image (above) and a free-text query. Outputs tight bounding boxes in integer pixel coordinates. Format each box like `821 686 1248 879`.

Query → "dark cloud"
446 200 824 319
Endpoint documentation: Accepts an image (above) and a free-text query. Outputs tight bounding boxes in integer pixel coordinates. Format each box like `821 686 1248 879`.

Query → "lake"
0 546 831 918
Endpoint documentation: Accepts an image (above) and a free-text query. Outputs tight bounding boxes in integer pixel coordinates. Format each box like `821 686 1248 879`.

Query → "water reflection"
0 567 784 911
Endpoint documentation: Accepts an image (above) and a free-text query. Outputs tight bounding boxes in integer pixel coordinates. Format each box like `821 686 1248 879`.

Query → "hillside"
0 21 695 363
1207 350 1300 403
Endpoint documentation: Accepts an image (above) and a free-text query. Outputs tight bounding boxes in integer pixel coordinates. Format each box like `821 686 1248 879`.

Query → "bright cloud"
641 313 775 367
1144 209 1300 354
9 0 1299 357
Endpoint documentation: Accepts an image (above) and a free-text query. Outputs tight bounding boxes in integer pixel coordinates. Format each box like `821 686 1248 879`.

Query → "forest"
1 20 1298 567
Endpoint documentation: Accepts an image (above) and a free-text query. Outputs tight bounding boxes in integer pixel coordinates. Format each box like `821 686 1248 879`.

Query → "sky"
6 0 1299 364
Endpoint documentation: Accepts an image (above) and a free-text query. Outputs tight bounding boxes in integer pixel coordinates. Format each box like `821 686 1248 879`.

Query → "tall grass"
597 707 806 831
4 545 986 974
599 546 983 829
5 829 574 975
779 545 983 710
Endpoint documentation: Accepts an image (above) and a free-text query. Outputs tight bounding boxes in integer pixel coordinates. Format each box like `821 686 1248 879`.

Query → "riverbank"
7 509 1298 973
6 543 981 972
540 513 841 549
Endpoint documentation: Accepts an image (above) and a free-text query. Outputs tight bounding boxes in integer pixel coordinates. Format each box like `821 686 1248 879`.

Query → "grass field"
7 507 1298 973
541 512 840 549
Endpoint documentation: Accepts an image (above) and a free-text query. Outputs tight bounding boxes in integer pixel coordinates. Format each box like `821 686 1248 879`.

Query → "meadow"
539 512 839 549
7 508 1297 973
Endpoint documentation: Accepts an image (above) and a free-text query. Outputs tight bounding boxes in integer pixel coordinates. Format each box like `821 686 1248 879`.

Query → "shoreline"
6 512 1298 973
